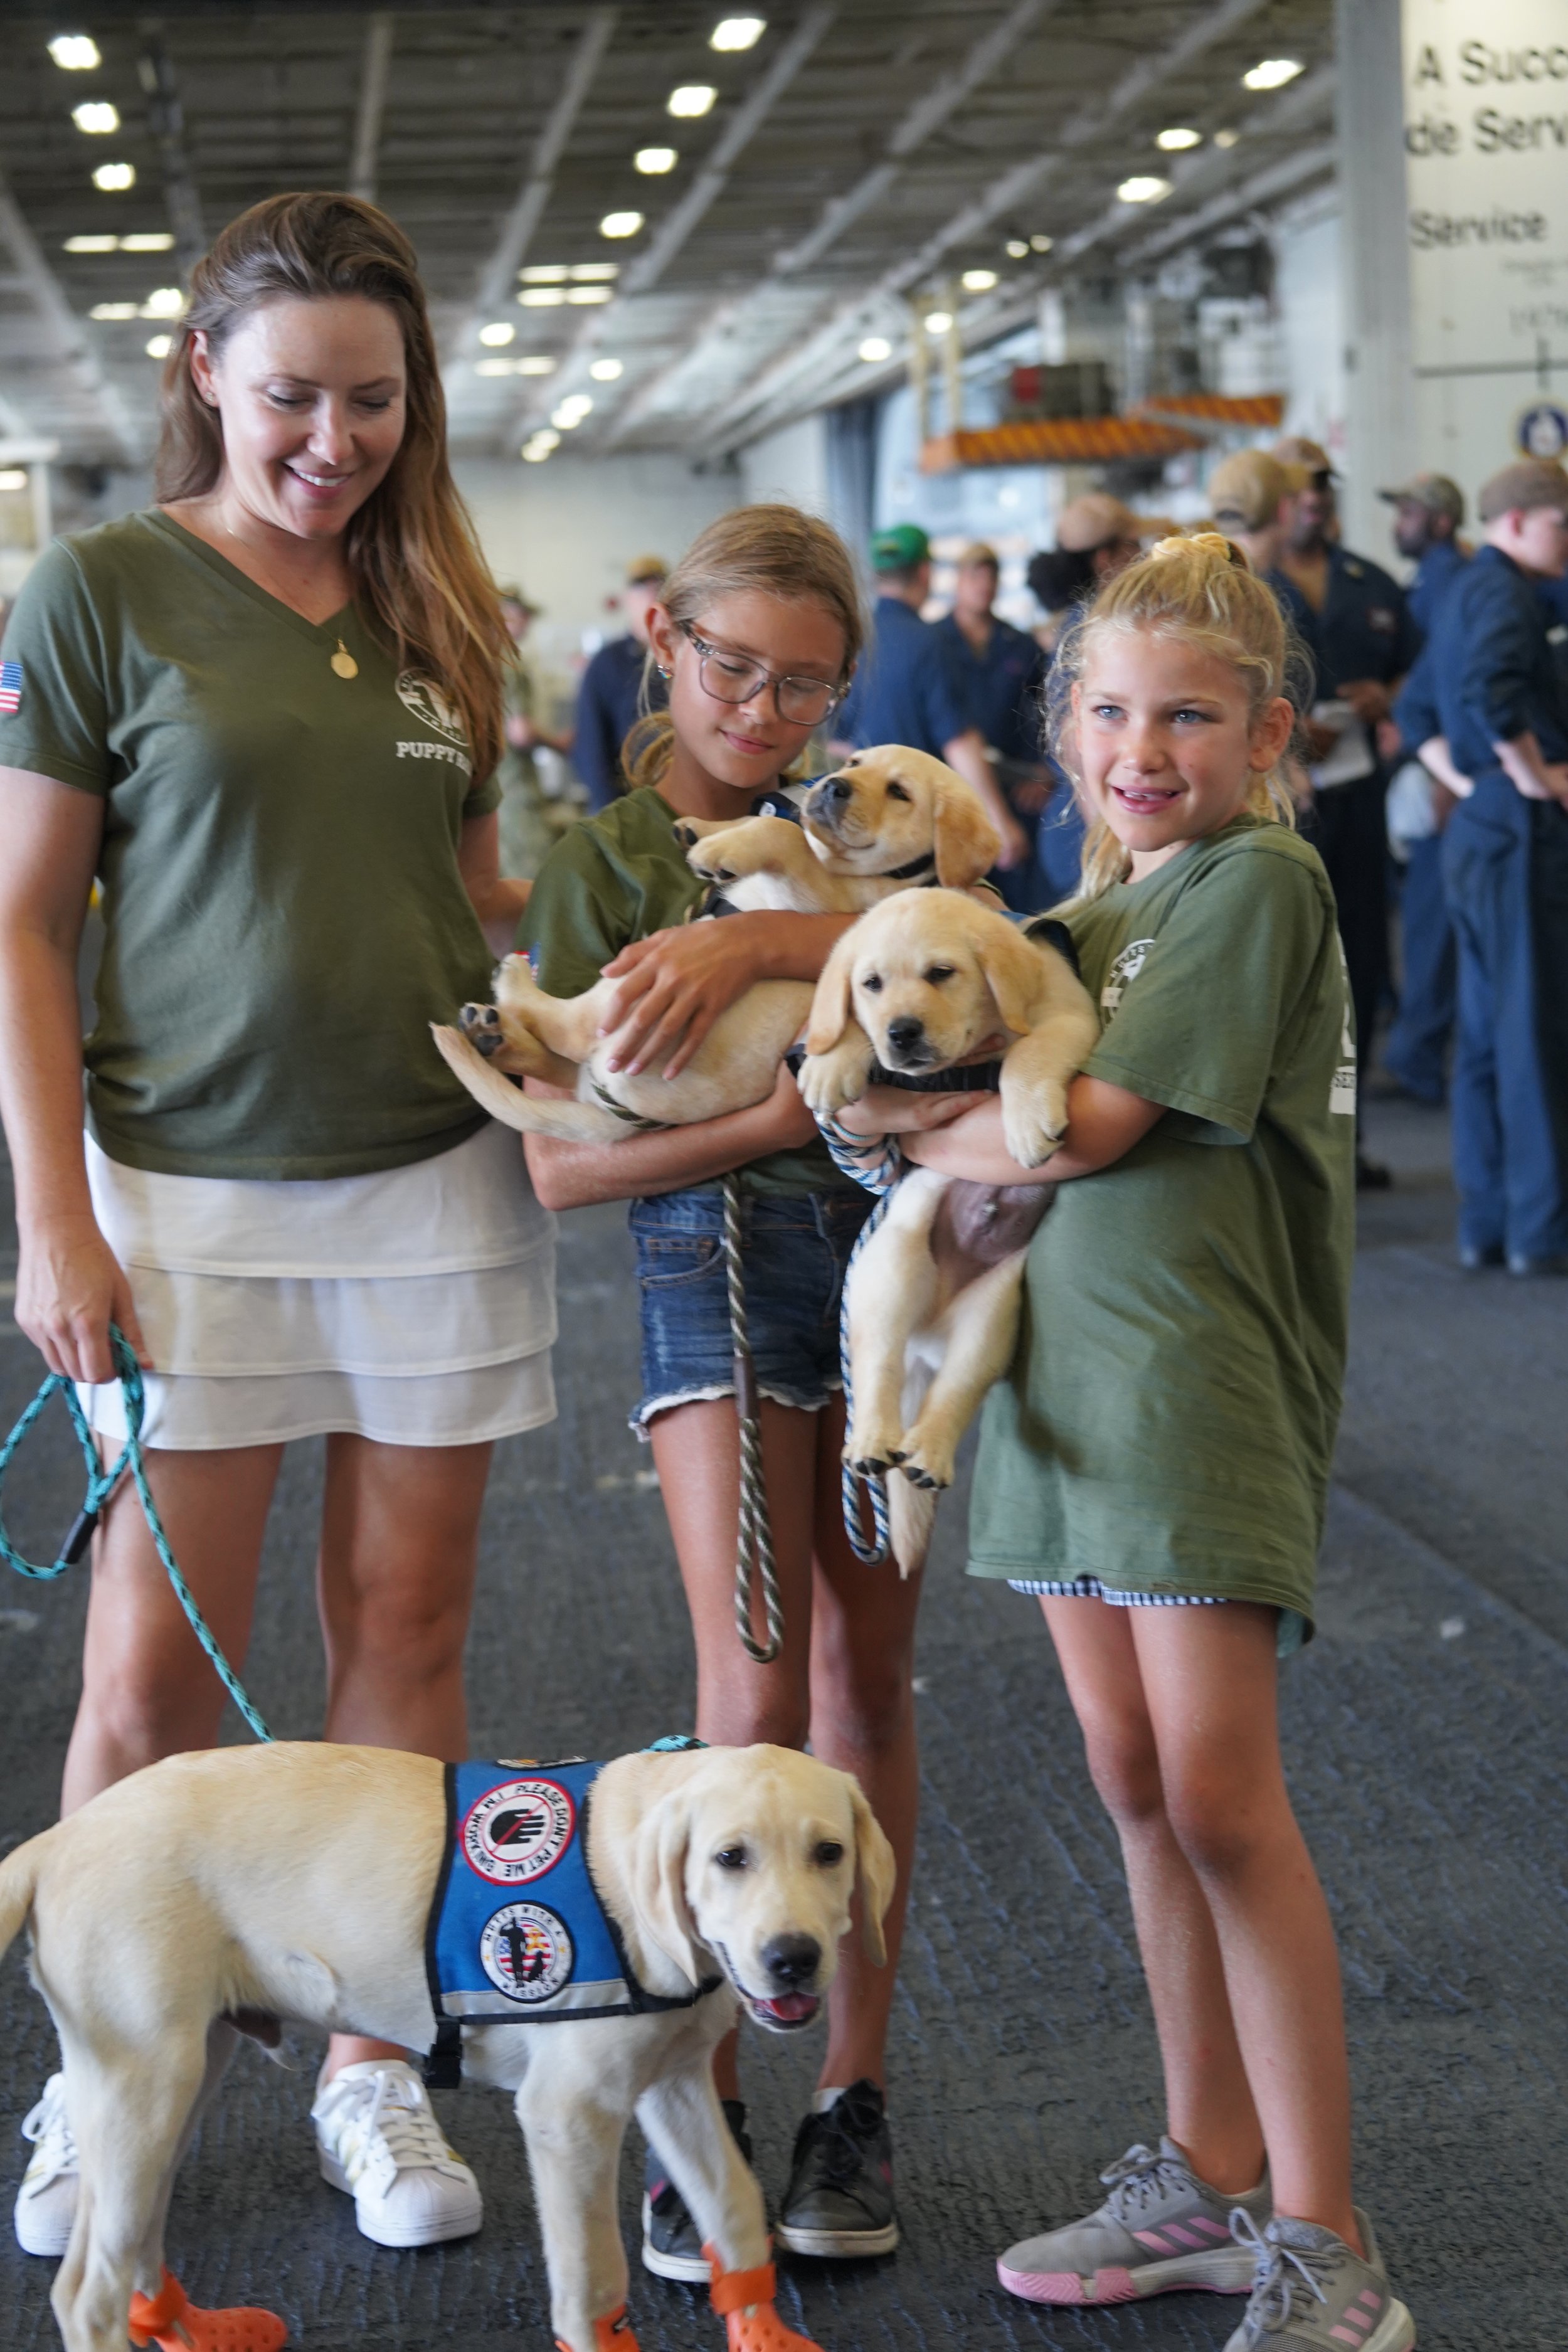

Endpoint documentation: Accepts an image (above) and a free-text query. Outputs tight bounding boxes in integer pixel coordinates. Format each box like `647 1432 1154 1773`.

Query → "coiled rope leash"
0 1324 272 1741
721 1173 785 1665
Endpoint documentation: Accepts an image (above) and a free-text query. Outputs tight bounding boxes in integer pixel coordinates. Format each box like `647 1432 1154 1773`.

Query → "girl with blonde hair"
520 502 922 2272
833 533 1415 2351
0 192 550 2257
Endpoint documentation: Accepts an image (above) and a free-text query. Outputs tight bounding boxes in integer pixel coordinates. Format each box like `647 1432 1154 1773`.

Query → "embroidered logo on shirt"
396 671 467 744
1100 938 1155 1020
460 1776 576 1886
0 661 21 714
479 1901 575 2002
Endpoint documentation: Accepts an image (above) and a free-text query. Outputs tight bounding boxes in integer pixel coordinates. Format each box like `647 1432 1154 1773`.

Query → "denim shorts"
628 1185 872 1434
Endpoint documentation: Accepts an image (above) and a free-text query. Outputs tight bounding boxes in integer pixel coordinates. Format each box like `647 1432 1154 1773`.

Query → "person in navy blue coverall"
1428 460 1568 1274
934 542 1051 909
1379 475 1468 1103
832 522 1027 872
1274 438 1421 1186
573 556 669 809
1023 495 1147 901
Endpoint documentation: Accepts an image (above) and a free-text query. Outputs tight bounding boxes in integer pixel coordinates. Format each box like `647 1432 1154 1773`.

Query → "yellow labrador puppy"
799 892 1099 1573
0 1741 893 2352
429 747 999 1145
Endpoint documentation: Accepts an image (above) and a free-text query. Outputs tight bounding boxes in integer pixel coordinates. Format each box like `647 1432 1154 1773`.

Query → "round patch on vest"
479 1902 575 2004
460 1777 575 1885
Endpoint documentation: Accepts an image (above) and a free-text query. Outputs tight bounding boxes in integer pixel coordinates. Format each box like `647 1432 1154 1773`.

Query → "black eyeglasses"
679 621 844 726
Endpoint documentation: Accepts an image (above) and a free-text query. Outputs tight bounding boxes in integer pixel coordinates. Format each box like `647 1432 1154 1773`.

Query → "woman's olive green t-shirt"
968 822 1356 1627
520 785 851 1197
0 510 499 1179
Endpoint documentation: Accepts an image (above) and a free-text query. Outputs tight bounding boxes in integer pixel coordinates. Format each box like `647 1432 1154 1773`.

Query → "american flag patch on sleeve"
0 661 21 714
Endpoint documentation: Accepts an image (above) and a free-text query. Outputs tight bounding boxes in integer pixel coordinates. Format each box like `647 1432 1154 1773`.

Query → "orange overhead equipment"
921 417 1200 472
1130 392 1287 428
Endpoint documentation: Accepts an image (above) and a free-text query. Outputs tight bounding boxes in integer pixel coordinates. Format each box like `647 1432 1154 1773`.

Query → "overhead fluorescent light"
72 102 119 134
516 357 556 375
1117 175 1171 204
1005 238 1029 260
0 469 29 492
92 162 135 191
1242 57 1303 90
668 84 717 117
567 286 612 304
521 265 569 282
571 262 618 280
858 336 892 363
49 34 101 70
475 358 519 377
961 268 998 292
1213 127 1240 147
64 233 119 252
1029 233 1053 252
600 211 644 239
519 288 566 307
711 18 766 50
120 231 174 252
145 334 172 359
923 310 953 336
140 287 184 317
589 357 624 381
90 301 139 320
1157 126 1202 151
635 147 678 174
479 322 516 347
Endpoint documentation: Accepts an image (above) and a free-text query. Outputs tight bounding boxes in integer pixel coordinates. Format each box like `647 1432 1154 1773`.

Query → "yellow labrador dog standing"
0 1742 893 2352
429 747 999 1145
800 892 1099 1574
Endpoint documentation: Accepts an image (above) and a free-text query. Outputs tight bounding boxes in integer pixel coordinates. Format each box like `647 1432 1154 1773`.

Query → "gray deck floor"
3 1093 1565 2351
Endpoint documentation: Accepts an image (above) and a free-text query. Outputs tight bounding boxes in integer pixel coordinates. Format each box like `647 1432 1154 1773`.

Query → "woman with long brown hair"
0 193 551 2254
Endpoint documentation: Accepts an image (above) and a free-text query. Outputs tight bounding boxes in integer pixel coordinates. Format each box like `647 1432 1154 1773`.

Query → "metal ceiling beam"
137 31 206 277
445 6 616 369
1125 139 1338 267
697 0 1278 454
349 14 396 204
0 172 141 464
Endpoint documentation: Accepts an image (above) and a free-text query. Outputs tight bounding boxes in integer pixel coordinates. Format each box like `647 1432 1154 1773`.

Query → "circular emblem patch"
395 670 467 744
479 1902 575 2004
1100 938 1154 1019
460 1777 575 1886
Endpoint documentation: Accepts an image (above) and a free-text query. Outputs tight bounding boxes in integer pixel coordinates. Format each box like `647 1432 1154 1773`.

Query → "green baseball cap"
869 522 931 571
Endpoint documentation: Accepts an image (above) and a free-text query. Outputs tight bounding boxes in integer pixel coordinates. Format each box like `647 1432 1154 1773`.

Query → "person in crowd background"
1207 448 1308 603
0 192 554 2259
495 585 576 879
832 522 1029 872
571 552 669 809
1427 458 1568 1276
1377 477 1468 1106
1025 493 1150 901
1273 435 1419 1190
934 539 1052 910
521 507 924 2274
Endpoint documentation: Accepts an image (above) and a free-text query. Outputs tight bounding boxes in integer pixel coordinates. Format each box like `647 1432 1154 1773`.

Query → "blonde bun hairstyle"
1046 526 1309 899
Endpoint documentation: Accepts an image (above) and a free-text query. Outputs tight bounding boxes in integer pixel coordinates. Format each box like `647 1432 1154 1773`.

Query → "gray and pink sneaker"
998 2136 1268 2306
1224 2208 1415 2351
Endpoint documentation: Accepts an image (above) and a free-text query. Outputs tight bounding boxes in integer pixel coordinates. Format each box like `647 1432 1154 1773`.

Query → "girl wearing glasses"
519 504 933 2274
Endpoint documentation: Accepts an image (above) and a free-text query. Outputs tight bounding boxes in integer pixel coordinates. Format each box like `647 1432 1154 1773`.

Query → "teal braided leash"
0 1323 272 1741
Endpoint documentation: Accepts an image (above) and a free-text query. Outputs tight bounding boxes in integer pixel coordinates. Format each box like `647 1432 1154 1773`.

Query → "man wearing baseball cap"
573 554 670 810
1379 474 1467 635
1273 435 1422 1189
1423 458 1568 1272
933 543 1051 908
832 525 1028 867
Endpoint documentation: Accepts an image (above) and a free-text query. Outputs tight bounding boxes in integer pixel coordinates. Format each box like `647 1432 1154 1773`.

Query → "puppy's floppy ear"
627 1786 706 1987
932 771 1002 889
975 918 1048 1037
805 928 859 1055
847 1779 897 1967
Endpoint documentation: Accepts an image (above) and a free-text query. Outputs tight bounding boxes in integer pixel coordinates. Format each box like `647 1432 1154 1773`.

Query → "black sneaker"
642 2099 751 2282
775 2080 898 2258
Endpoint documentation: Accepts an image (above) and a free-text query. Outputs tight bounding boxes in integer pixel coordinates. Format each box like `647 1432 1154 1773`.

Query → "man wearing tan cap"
573 554 670 810
935 543 1050 908
1379 473 1467 635
1422 458 1568 1273
1272 435 1421 1188
1207 449 1306 578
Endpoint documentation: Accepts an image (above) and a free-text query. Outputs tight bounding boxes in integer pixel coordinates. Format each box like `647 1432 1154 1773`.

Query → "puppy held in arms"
1 1740 893 2352
800 891 1099 1576
429 746 999 1145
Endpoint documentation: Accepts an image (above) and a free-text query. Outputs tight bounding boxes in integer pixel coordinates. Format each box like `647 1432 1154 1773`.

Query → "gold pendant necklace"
331 639 358 680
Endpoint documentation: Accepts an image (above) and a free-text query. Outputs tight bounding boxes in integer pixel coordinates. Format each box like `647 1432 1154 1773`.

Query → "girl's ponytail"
1047 528 1311 901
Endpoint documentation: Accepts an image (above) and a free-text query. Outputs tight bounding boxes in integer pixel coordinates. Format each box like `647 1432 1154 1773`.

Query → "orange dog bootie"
554 2306 640 2351
128 2267 287 2352
706 2245 824 2352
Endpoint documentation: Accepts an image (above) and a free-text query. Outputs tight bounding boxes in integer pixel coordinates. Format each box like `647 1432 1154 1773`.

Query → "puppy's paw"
1000 1092 1068 1171
898 1435 956 1492
459 1002 506 1060
798 1041 873 1118
844 1428 905 1476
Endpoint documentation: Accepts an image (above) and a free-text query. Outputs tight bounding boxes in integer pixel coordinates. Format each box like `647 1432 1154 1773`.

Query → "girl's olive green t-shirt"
0 510 499 1179
968 823 1357 1624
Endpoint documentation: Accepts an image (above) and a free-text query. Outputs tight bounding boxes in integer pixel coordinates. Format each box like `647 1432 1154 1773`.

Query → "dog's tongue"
756 1991 818 2021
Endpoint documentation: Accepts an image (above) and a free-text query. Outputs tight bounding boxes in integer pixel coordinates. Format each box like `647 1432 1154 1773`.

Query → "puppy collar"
880 849 938 882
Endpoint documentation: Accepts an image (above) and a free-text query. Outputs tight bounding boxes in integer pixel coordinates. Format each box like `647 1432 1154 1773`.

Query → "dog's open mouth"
744 1989 822 2030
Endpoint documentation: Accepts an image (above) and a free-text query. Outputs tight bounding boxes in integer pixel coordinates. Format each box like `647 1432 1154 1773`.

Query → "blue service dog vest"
423 1757 720 2082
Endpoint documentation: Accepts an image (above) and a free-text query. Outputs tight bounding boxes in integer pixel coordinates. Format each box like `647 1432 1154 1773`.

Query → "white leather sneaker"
311 2058 482 2249
14 2074 78 2257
